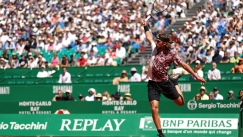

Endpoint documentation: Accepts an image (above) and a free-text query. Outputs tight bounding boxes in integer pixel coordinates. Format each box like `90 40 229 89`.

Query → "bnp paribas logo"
187 100 197 110
139 117 156 131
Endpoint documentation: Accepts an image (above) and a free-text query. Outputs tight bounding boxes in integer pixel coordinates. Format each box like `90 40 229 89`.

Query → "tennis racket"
146 0 171 21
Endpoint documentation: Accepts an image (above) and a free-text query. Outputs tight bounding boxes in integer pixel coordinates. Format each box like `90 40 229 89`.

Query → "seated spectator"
85 88 96 101
58 67 71 83
208 92 214 100
129 67 141 82
212 50 222 63
64 90 75 101
51 53 59 67
187 49 197 64
37 55 45 68
77 52 87 67
172 64 187 75
79 94 85 101
205 49 213 63
197 48 206 63
227 90 236 100
87 51 96 66
52 90 64 101
230 52 240 63
199 86 209 100
102 91 111 101
37 66 49 78
47 65 56 77
227 41 237 58
213 87 223 100
95 93 102 101
141 68 149 82
207 62 221 80
28 56 37 68
0 59 9 70
193 93 201 100
220 52 230 63
124 92 132 101
111 91 121 100
60 56 69 67
104 53 114 66
69 55 77 67
142 60 149 74
94 54 104 66
112 70 129 85
115 44 126 64
234 58 243 73
19 55 28 68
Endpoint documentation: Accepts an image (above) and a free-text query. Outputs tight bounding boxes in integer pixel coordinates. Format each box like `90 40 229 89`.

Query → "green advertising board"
0 81 242 102
0 100 240 114
0 114 239 137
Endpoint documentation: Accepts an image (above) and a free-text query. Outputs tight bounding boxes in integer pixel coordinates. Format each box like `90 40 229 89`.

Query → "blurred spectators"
0 0 191 68
112 70 129 85
85 88 96 101
52 90 64 101
123 92 132 100
207 62 221 80
213 87 223 100
234 58 243 73
129 67 141 82
141 68 149 82
64 90 75 101
37 66 49 78
95 93 102 101
227 90 236 100
193 93 201 100
208 92 214 100
79 94 85 101
199 86 209 100
102 91 111 101
58 67 71 83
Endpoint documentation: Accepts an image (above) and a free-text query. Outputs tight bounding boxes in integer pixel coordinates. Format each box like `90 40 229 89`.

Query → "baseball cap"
213 87 219 91
121 70 127 74
88 88 96 93
66 90 71 93
200 86 206 91
41 66 45 69
228 90 234 94
195 60 200 64
130 67 137 71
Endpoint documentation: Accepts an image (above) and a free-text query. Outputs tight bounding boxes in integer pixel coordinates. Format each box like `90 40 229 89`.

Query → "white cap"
41 66 45 69
195 60 200 64
88 88 96 93
66 90 71 93
131 67 137 71
209 35 212 39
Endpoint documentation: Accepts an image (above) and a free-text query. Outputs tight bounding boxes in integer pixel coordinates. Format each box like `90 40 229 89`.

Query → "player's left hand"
195 76 206 84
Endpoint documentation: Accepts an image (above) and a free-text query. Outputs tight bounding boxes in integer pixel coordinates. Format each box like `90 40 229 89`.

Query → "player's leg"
169 73 185 106
148 81 165 137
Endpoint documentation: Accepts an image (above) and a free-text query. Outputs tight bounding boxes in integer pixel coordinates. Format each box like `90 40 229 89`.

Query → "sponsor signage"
0 100 240 114
0 114 239 137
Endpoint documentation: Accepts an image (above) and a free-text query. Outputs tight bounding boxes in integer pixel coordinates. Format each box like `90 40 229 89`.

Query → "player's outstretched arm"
141 19 154 48
180 62 206 84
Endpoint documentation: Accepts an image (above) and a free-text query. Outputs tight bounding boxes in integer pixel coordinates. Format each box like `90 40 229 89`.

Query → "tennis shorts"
147 80 179 101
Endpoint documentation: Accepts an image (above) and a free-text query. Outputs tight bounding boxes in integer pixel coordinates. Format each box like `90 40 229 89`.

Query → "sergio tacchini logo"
187 100 197 110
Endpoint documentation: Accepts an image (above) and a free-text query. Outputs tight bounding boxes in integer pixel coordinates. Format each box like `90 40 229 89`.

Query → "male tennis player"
141 20 206 137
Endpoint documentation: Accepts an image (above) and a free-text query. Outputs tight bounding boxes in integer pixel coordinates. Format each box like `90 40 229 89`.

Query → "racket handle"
145 15 151 21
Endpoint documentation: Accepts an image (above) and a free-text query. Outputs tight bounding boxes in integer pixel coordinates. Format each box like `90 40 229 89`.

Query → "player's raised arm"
141 19 154 48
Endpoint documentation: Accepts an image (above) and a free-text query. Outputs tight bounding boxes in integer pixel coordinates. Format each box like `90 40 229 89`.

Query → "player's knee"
151 106 159 114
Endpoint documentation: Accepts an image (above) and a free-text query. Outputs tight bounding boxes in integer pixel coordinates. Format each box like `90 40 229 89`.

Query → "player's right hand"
195 76 206 84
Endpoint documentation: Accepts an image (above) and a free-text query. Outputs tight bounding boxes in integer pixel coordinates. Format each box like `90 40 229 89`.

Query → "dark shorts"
147 80 180 101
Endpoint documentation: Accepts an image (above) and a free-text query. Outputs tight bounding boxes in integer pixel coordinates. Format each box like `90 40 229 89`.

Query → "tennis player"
141 19 206 137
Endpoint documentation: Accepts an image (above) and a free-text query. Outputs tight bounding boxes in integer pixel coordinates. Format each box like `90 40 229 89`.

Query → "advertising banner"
0 114 239 137
0 100 240 114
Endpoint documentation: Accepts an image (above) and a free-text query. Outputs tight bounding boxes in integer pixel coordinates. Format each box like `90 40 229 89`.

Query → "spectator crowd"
0 0 189 69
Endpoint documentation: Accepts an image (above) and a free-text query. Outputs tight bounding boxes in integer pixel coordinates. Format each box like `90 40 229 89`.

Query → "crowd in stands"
0 0 190 69
52 88 132 101
193 86 243 101
168 0 243 74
